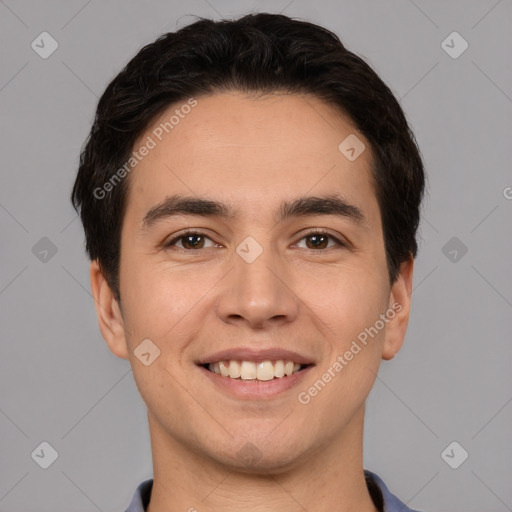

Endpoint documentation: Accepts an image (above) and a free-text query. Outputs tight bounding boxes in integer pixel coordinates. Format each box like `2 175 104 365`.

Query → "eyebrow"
140 193 367 230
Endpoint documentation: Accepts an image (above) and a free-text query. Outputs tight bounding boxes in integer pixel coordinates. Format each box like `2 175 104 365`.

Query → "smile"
205 360 308 381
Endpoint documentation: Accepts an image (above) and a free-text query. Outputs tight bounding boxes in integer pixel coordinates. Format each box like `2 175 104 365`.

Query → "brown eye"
179 234 205 249
305 233 329 249
164 231 216 250
296 231 345 250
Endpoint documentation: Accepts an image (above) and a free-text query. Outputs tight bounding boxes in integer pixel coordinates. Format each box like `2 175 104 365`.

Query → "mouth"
201 360 312 382
196 348 315 398
199 360 314 399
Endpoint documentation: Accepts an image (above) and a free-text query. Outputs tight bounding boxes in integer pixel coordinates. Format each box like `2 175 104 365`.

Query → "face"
92 92 412 473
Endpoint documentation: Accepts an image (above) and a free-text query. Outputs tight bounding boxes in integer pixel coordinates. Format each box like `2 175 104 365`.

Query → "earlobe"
382 255 414 361
89 260 129 359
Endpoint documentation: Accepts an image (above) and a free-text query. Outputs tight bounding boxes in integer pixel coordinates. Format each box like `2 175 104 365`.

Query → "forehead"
124 92 377 225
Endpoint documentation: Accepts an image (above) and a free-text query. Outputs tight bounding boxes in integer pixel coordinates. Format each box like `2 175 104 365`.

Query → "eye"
163 230 218 251
162 229 346 252
295 230 346 250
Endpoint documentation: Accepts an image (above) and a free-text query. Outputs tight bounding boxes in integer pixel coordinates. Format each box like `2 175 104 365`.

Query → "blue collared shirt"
125 470 421 511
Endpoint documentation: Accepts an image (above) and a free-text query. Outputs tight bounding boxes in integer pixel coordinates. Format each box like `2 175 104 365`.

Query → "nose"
215 241 299 330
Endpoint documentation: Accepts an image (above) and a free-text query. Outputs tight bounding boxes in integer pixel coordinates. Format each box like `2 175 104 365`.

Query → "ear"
381 254 414 361
89 259 129 359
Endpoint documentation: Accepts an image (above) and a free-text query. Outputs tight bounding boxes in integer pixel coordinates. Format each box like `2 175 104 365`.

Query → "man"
71 13 424 512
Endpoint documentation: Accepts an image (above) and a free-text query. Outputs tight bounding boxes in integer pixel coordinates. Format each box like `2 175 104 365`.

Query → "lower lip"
198 365 314 399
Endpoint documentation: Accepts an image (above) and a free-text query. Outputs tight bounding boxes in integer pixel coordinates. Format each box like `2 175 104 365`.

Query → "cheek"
301 271 388 406
119 265 202 409
122 269 196 338
296 261 389 336
296 266 390 403
119 250 228 360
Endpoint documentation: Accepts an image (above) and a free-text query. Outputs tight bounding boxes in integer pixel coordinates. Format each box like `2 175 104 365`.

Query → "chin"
206 435 312 475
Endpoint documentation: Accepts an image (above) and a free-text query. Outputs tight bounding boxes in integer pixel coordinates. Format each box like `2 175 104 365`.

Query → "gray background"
0 0 511 511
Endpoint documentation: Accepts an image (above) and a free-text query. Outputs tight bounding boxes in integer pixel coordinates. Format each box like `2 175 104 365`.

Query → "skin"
90 92 413 512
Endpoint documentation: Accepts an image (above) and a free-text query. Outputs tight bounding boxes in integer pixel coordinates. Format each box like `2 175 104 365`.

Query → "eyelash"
163 229 346 252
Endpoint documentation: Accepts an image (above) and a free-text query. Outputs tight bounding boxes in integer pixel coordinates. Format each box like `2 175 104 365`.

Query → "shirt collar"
125 471 422 512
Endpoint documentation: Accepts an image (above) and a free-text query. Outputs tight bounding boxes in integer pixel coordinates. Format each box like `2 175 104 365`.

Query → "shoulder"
364 470 423 512
125 478 153 512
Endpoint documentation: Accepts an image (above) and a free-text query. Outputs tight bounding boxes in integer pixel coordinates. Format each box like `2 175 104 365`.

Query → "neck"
146 406 377 512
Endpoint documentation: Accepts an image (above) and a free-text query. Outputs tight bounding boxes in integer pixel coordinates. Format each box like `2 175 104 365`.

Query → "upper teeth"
207 360 303 381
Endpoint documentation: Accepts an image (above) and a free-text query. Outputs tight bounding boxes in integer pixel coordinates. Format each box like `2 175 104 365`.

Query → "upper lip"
197 347 315 366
